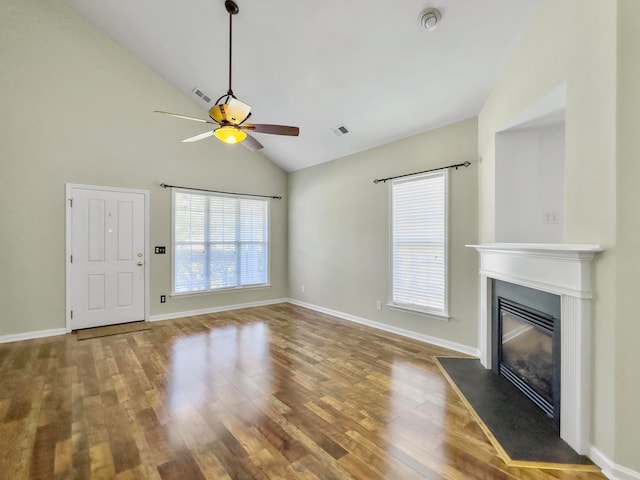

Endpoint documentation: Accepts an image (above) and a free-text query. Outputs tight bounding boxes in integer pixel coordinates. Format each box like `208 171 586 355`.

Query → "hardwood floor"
0 303 606 479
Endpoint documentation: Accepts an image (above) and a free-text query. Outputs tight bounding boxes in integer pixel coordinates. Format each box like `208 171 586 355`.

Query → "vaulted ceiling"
63 0 540 172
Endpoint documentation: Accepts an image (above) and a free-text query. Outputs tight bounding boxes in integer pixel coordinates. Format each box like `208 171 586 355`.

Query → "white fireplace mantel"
467 243 602 455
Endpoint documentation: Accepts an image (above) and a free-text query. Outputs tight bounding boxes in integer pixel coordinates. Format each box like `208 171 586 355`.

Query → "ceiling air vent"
331 124 350 136
192 88 211 103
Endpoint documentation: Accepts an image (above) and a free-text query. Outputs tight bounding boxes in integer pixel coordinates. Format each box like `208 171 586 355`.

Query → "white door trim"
65 183 150 332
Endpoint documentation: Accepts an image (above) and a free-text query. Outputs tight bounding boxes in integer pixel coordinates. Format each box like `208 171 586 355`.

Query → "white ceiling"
62 0 540 172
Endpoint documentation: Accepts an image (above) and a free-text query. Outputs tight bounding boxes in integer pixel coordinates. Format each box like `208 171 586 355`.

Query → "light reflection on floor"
386 358 449 476
165 320 273 446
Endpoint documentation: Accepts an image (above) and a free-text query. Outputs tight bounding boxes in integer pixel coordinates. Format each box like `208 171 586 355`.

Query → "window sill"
171 284 271 298
386 303 450 321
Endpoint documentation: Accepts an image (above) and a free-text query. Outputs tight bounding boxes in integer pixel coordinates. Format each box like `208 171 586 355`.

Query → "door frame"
65 183 150 332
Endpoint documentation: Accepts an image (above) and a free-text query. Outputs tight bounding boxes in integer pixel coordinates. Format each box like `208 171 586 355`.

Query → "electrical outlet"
155 246 166 254
301 285 305 293
160 295 166 303
376 300 382 310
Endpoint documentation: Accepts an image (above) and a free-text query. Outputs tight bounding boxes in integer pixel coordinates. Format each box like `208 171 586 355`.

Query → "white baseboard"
0 328 67 344
591 447 640 480
0 299 287 343
287 299 479 357
148 297 288 322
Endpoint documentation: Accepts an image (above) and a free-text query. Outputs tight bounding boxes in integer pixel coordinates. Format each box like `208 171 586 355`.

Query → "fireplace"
492 280 561 430
467 243 602 454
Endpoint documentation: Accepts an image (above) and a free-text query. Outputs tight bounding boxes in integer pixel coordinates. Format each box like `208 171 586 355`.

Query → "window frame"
170 188 271 296
388 170 450 319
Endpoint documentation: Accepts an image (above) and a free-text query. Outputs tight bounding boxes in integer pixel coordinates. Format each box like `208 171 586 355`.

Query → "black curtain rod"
373 161 471 184
160 183 282 200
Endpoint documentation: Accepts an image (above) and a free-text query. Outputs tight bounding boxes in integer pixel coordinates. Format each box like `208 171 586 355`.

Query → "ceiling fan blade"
242 124 300 136
154 110 216 124
182 131 215 143
227 98 252 124
241 133 263 151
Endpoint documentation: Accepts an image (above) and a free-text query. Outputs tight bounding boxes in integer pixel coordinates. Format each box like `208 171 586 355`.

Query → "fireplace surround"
467 243 602 455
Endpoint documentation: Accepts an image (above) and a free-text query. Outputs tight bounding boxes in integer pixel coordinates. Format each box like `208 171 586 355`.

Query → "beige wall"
615 0 640 470
479 0 639 471
0 0 288 337
288 118 478 349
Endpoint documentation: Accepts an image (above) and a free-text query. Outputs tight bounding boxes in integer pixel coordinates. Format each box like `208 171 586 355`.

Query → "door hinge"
70 254 73 263
68 198 73 207
70 310 73 320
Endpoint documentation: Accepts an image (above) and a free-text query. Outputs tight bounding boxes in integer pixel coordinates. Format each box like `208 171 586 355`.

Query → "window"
172 189 269 294
390 170 448 317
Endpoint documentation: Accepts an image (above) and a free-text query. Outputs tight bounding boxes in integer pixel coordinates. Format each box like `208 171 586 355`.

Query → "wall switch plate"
543 212 559 225
160 295 166 303
155 246 166 254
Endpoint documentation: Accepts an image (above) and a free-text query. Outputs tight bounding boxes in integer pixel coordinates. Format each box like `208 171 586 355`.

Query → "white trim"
149 297 288 322
170 189 271 295
389 169 450 318
468 243 602 299
590 447 640 480
65 184 72 332
386 303 450 321
170 284 272 298
287 299 478 357
0 328 67 344
444 169 450 316
468 243 602 455
65 183 150 332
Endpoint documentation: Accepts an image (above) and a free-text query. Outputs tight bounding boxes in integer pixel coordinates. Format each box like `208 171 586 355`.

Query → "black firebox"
492 280 561 430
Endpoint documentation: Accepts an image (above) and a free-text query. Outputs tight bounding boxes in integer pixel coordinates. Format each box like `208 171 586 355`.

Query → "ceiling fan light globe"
214 126 247 144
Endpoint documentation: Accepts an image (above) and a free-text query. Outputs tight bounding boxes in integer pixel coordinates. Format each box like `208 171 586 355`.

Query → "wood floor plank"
104 404 142 473
0 303 608 479
89 442 117 480
53 437 73 480
1 419 34 480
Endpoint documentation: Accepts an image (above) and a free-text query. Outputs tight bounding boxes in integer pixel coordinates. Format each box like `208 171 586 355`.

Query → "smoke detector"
420 8 441 31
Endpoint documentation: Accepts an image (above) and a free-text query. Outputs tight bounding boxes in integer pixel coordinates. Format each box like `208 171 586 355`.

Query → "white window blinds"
172 189 269 294
391 170 448 316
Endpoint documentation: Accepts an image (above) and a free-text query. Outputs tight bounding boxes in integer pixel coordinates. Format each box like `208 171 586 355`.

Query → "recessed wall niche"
495 85 566 243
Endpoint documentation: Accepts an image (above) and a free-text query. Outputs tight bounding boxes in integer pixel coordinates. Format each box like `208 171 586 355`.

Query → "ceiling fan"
154 0 299 151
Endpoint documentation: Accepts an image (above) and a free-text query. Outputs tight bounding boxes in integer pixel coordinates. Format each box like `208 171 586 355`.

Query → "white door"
68 186 146 329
